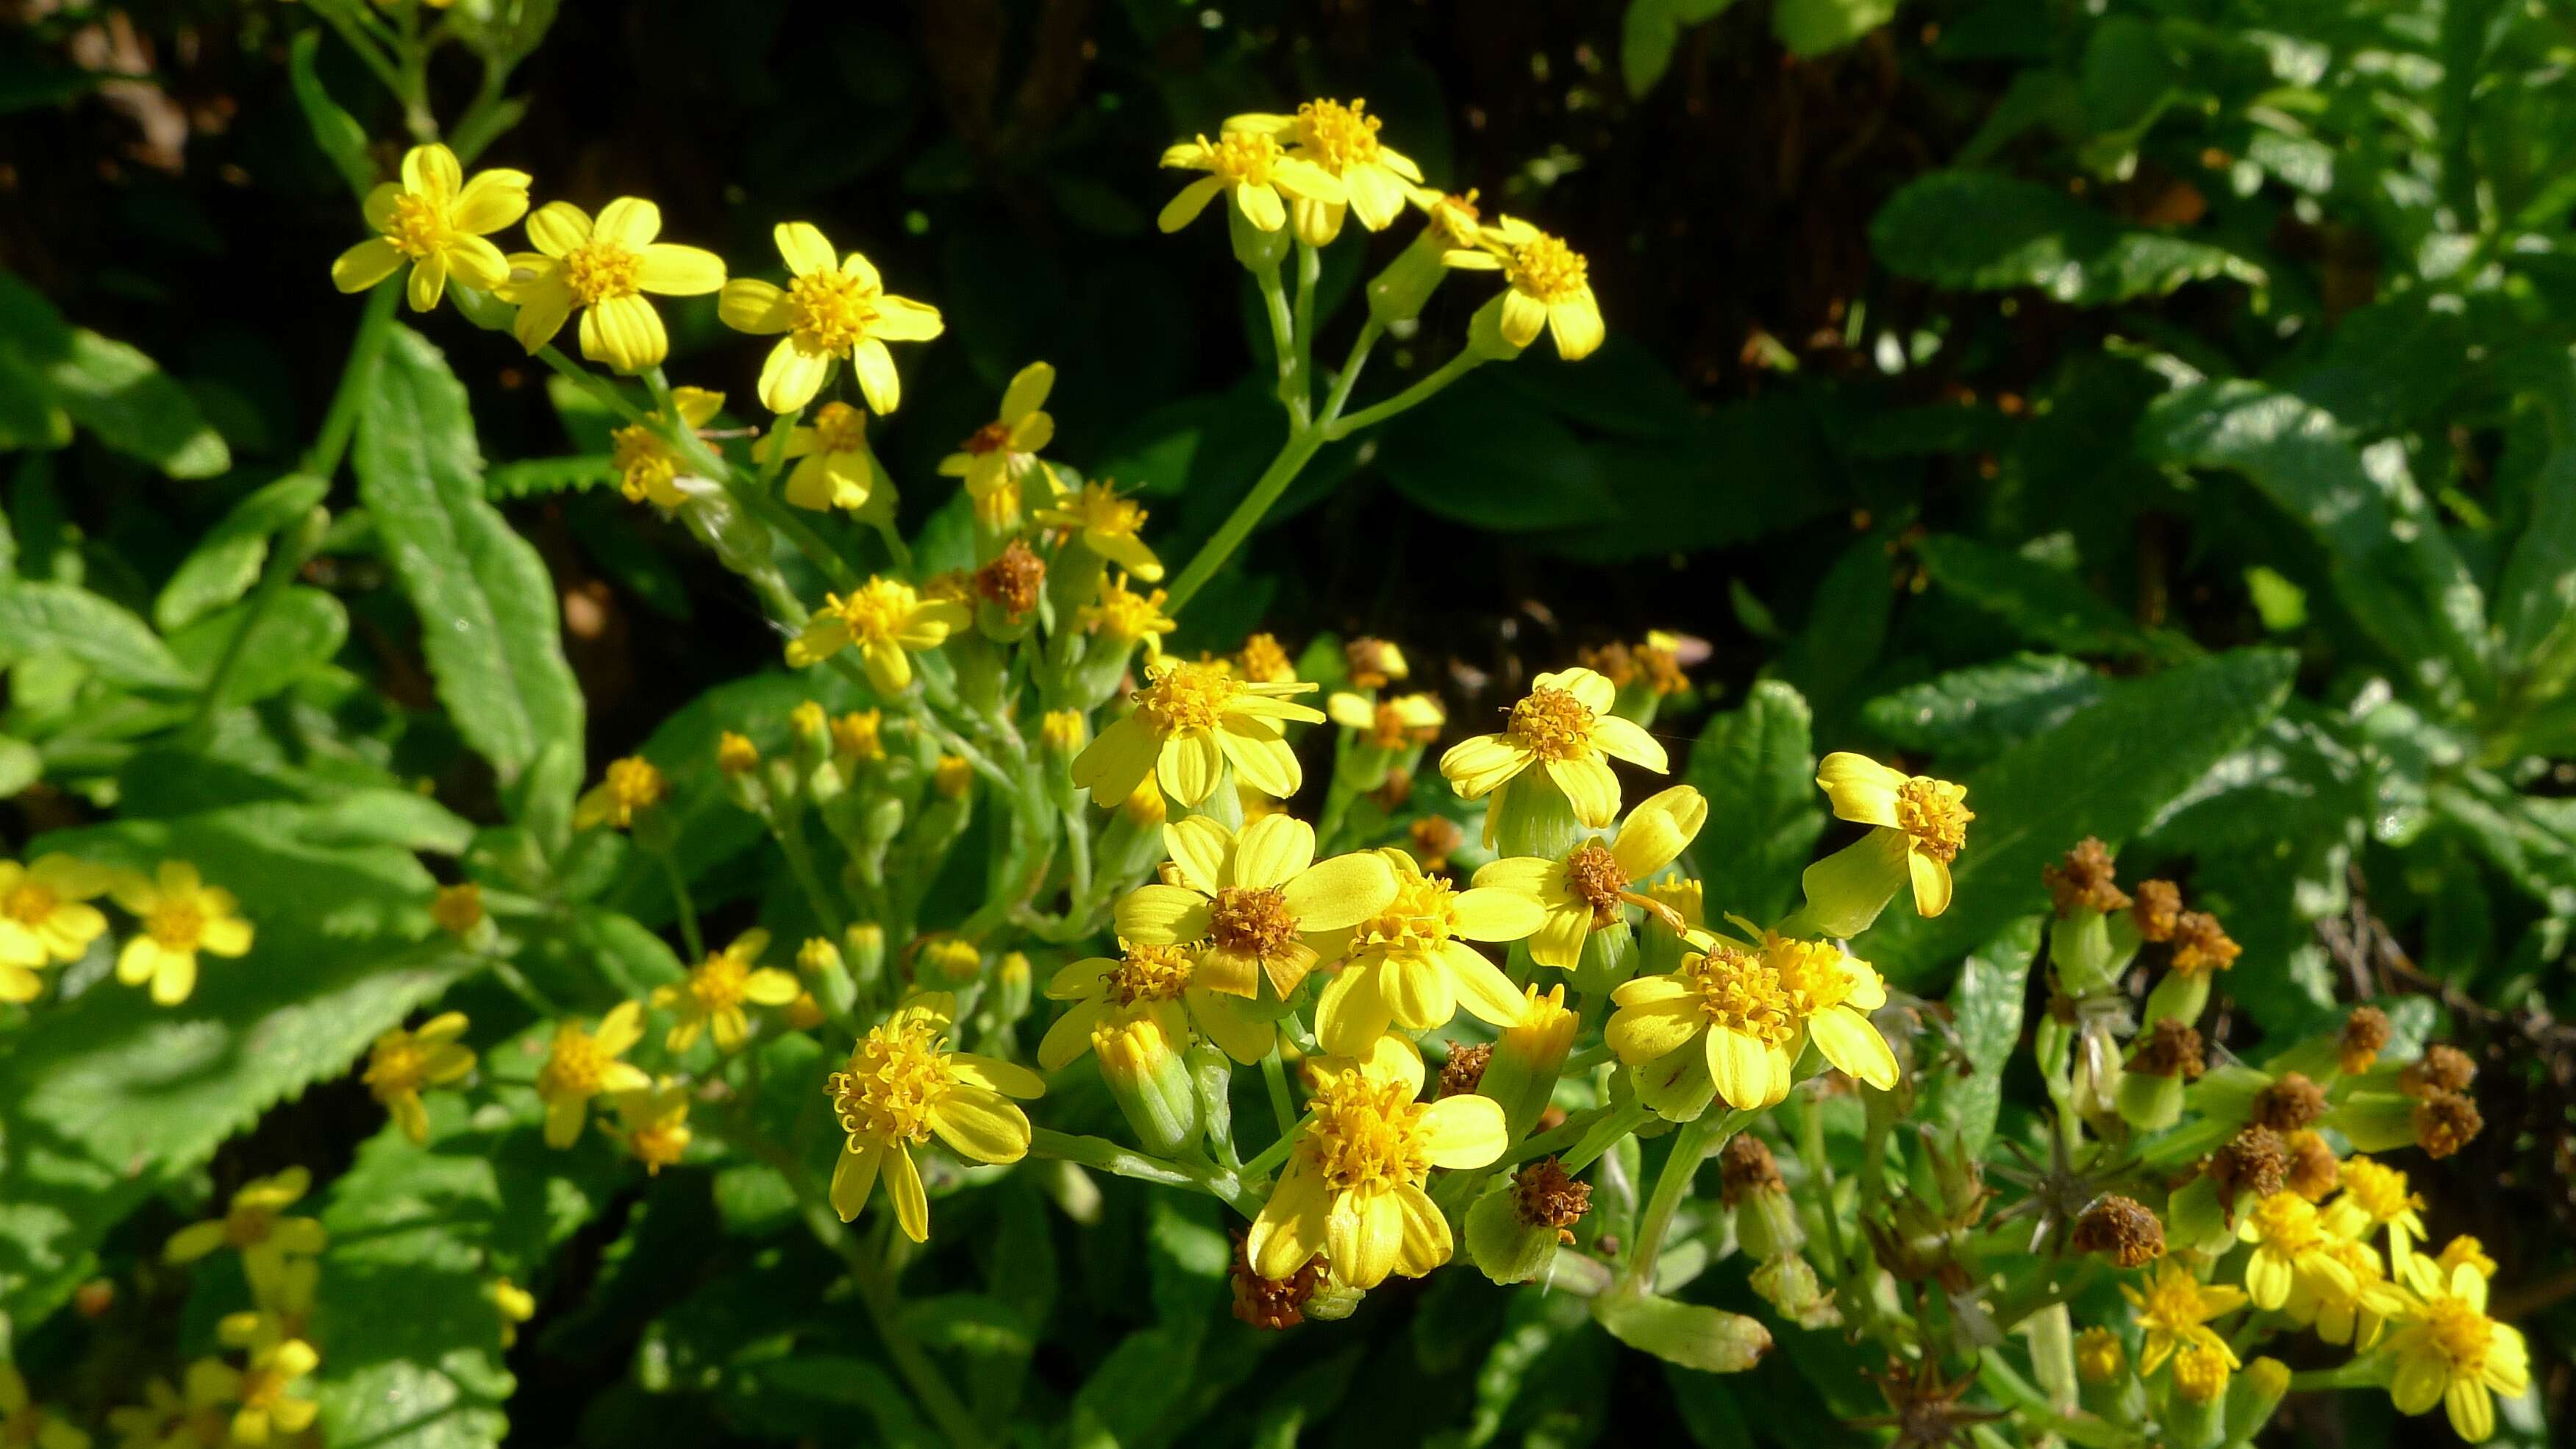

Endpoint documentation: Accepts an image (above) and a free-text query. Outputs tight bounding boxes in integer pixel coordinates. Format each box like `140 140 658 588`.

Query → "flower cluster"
0 855 252 1008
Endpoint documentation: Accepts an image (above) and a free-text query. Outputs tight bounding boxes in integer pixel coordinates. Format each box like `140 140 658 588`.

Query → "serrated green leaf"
1685 680 1827 922
1914 535 2158 656
1861 653 2108 763
1872 171 2263 305
0 580 195 688
1926 915 2040 1154
485 455 616 499
165 586 348 708
153 473 330 630
47 329 232 478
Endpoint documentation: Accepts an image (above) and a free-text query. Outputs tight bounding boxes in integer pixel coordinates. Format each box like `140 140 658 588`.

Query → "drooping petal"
1157 175 1227 232
1439 733 1533 798
581 293 668 374
1069 713 1160 804
1591 714 1669 772
1382 953 1454 1030
1705 1026 1777 1111
508 275 574 356
1907 848 1955 918
445 233 511 290
1816 752 1905 827
1392 1182 1454 1276
930 1083 1032 1164
1038 1000 1106 1071
1328 1188 1402 1289
1157 727 1224 806
1449 886 1546 942
949 1052 1046 1099
1606 999 1701 1065
1218 716 1302 799
406 250 448 312
1313 965 1394 1059
1546 756 1621 828
331 239 406 293
851 336 903 414
1185 986 1277 1064
1247 1158 1331 1279
1235 179 1288 232
1440 941 1530 1029
882 1144 930 1242
719 277 796 335
1417 1094 1508 1169
1808 1005 1899 1090
1528 902 1589 969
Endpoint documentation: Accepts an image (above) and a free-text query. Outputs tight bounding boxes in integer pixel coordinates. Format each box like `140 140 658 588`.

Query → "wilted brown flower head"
2044 838 2132 916
2251 1072 2327 1133
2070 1195 2165 1268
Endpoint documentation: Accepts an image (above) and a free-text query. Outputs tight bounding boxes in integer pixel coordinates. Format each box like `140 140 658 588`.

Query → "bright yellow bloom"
1079 574 1177 647
1116 815 1399 1000
720 221 943 414
2286 1232 2409 1349
938 361 1057 515
607 1076 693 1175
824 992 1043 1242
1325 691 1444 749
1041 939 1274 1069
1223 98 1424 241
1814 753 1974 917
832 708 888 763
716 731 761 776
650 929 800 1053
1072 658 1322 808
2169 1337 2232 1406
2074 1326 2126 1385
2120 1259 2247 1376
610 386 725 510
1158 130 1346 236
110 861 251 1006
1312 849 1541 1055
1034 480 1163 580
329 143 527 312
491 1278 537 1348
1438 667 1669 829
536 1001 651 1147
2387 1254 2531 1442
784 576 970 694
2235 1190 2355 1311
574 755 666 830
2324 1156 2430 1273
215 1253 315 1347
1 1361 90 1449
1444 216 1605 361
163 1168 324 1298
364 1011 476 1144
502 197 727 374
0 854 112 999
2437 1236 2498 1280
1473 784 1705 969
755 401 880 513
1246 1035 1505 1288
204 1322 318 1448
1237 632 1296 684
1608 923 1896 1114
106 1370 218 1449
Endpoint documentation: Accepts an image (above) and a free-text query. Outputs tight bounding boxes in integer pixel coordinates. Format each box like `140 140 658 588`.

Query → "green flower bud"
2119 1069 2187 1131
1488 769 1582 860
1096 1014 1199 1156
1478 983 1577 1138
1592 1295 1771 1373
1465 1185 1560 1284
1366 229 1450 327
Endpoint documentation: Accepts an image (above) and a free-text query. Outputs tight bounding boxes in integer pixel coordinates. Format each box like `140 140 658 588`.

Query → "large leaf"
1862 648 2297 984
1373 374 1618 533
1684 681 1827 922
1923 915 2041 1155
1860 653 2109 764
153 472 331 630
1913 535 2158 657
354 326 583 794
0 580 195 689
1871 171 2263 305
165 587 349 710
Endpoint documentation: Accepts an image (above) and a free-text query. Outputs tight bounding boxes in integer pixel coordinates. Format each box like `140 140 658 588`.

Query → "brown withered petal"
2336 1005 2391 1075
1719 1133 1786 1207
2251 1072 2327 1133
973 539 1046 617
1513 1157 1593 1230
2129 1018 2205 1080
2069 1195 2165 1269
1228 1231 1319 1330
2400 1044 2477 1098
2132 880 2183 942
2413 1090 2483 1159
2169 911 2241 975
2043 837 2132 917
1438 1042 1492 1099
2208 1125 2288 1211
2284 1129 2341 1202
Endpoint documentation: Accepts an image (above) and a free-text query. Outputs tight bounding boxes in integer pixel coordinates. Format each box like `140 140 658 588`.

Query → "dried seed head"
2208 1125 2288 1209
2070 1195 2166 1269
1437 1042 1492 1099
2168 911 2241 976
2251 1072 2328 1133
1719 1134 1785 1207
1512 1156 1592 1230
2129 1018 2206 1080
2413 1089 2483 1159
1408 816 1464 873
2284 1129 2341 1202
2132 880 2183 942
2337 1005 2391 1075
1228 1231 1319 1330
974 539 1046 618
2044 838 2131 916
2401 1043 2477 1098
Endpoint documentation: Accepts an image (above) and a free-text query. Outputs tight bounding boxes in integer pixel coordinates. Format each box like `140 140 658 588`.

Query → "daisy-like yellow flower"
1158 129 1346 236
110 861 251 1006
824 992 1043 1243
1474 784 1706 969
1071 658 1322 808
1438 666 1669 830
1035 480 1163 581
1237 632 1297 685
106 1370 218 1449
650 929 800 1053
2073 1327 2126 1385
2323 1156 2430 1273
1609 924 1898 1115
329 143 527 312
783 575 970 693
719 222 943 414
1223 99 1424 241
757 401 880 513
1444 216 1605 361
2386 1251 2532 1442
1079 574 1177 649
0 854 113 999
0 1362 88 1449
535 1000 651 1147
204 1322 319 1448
574 755 666 831
2286 1232 2410 1349
938 361 1056 518
1813 753 1974 917
1312 849 1541 1056
2121 1259 2247 1375
2235 1190 2356 1311
1325 691 1445 750
607 1076 693 1175
1246 1034 1505 1289
163 1167 324 1296
1040 939 1274 1069
610 386 725 510
502 197 726 374
1116 815 1399 1000
363 1011 476 1144
2169 1336 2233 1406
832 708 888 765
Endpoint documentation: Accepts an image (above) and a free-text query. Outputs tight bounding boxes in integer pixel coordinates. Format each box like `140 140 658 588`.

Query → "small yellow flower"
1474 784 1706 969
938 361 1057 514
1443 216 1605 360
1115 814 1400 1000
2437 1236 2498 1280
429 882 484 936
215 1255 315 1347
933 754 975 800
0 1361 90 1449
106 1372 209 1449
535 1001 651 1147
1813 753 1974 918
651 930 801 1053
784 576 970 694
2235 1190 2355 1311
2120 1259 2247 1376
1325 691 1444 750
491 1278 537 1349
824 992 1044 1242
1438 667 1669 828
610 386 725 510
608 1076 693 1175
163 1168 325 1298
0 854 113 1000
1034 480 1163 581
110 861 252 1005
2169 1336 2232 1406
720 222 943 413
2386 1254 2531 1442
1158 129 1346 236
1223 99 1424 241
716 731 762 777
502 197 727 374
1246 1034 1504 1288
2286 1232 2410 1349
1311 849 1542 1056
1071 658 1323 808
1237 632 1296 684
364 1011 477 1144
1039 709 1088 755
574 755 667 831
755 402 881 513
2323 1155 2430 1272
1609 924 1896 1114
207 1323 319 1448
1079 574 1177 647
832 708 888 763
330 143 528 312
1041 939 1274 1069
2074 1326 2125 1385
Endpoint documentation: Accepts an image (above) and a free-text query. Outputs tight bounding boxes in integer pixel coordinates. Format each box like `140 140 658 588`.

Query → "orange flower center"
1210 886 1299 961
689 953 753 1013
832 579 917 647
1135 661 1240 734
1766 934 1855 1016
1507 686 1596 761
1294 99 1383 172
1205 130 1283 185
385 193 450 257
145 899 205 950
788 268 879 353
1676 946 1794 1045
813 401 869 455
604 757 666 813
2422 1292 2497 1373
610 424 679 502
538 1025 614 1099
1107 943 1194 1005
4 881 57 925
1563 842 1629 925
1508 234 1588 303
365 1034 431 1097
1894 777 1973 862
1355 874 1457 957
561 240 643 305
1303 1075 1430 1193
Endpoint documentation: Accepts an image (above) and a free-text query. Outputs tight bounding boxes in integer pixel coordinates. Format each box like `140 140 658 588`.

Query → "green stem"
191 505 327 729
1256 262 1297 413
1502 1103 1611 1167
1260 1044 1298 1135
654 849 704 961
1238 1119 1300 1181
1797 1094 1851 1278
1318 318 1382 425
1163 426 1324 615
775 824 846 937
1560 1100 1655 1174
310 4 408 104
1559 1042 1613 1078
1617 1110 1741 1297
535 346 650 425
1030 1128 1263 1216
307 282 401 480
1289 241 1319 415
1322 349 1482 441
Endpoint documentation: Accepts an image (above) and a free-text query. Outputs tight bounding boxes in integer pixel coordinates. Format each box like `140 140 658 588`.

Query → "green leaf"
485 455 616 499
355 326 584 794
0 733 38 797
1774 528 1896 727
1662 1364 1755 1449
1374 374 1618 533
47 328 232 479
1861 649 2297 984
1772 0 1897 55
2494 436 2576 674
288 29 377 199
0 580 195 689
154 473 332 630
1860 653 2108 763
165 586 349 708
1924 915 2040 1154
1623 0 1682 98
1684 681 1827 922
899 1294 1036 1357
1871 171 2263 305
1914 535 2158 656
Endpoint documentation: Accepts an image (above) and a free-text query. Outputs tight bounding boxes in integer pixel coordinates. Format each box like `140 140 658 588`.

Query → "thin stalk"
1163 426 1324 614
1256 262 1297 408
535 346 651 425
1030 1129 1262 1216
1322 349 1482 440
1259 1044 1298 1135
1289 240 1319 413
654 849 705 961
1502 1103 1612 1167
1317 318 1382 425
1616 1109 1741 1297
191 506 326 730
306 282 401 480
1560 1100 1655 1174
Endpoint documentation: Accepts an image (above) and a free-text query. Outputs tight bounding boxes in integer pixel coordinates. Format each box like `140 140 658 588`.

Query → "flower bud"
2336 1005 2391 1075
1040 709 1088 762
1592 1294 1771 1373
798 935 856 1017
1749 1256 1838 1328
921 936 981 984
2074 1326 2124 1386
2141 966 2210 1028
933 753 975 800
1479 984 1576 1137
994 951 1032 1025
2049 908 2119 997
791 701 833 772
431 882 485 938
843 923 886 994
1367 228 1452 327
1095 1014 1199 1156
2222 1356 2290 1445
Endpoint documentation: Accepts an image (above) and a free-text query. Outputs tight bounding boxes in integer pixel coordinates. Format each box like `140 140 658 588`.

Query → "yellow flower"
574 755 666 830
1325 691 1445 750
756 402 881 513
502 197 727 374
1079 574 1177 647
0 854 113 999
1071 658 1322 808
1608 924 1896 1114
110 861 252 1005
2323 1156 2429 1273
1237 632 1296 684
364 1011 476 1144
2386 1255 2531 1442
824 992 1044 1242
535 1001 651 1147
0 1362 89 1449
2286 1232 2410 1349
429 882 484 936
2235 1190 2355 1311
2169 1336 2232 1406
106 1372 212 1449
608 1076 693 1175
1158 130 1346 236
205 1322 319 1448
784 576 970 694
650 930 800 1053
1813 753 1974 917
215 1255 315 1346
163 1168 324 1298
2437 1236 2498 1280
1115 814 1400 1000
1413 187 1486 251
1473 785 1705 969
1438 666 1669 829
490 1278 537 1349
719 222 943 413
1443 216 1605 361
1223 99 1424 241
1311 849 1542 1055
1245 1034 1505 1288
610 386 725 510
2074 1326 2126 1385
1041 939 1274 1069
938 361 1056 513
716 731 761 777
832 708 888 763
2119 1259 2247 1376
329 143 527 312
1034 480 1163 580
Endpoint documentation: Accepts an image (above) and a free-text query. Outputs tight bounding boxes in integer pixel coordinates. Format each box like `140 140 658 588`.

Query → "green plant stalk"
1502 1103 1613 1167
1164 428 1326 615
1257 262 1300 419
1030 1128 1262 1216
1318 318 1382 423
643 366 860 593
535 345 651 426
307 282 402 480
1289 240 1319 414
190 505 328 730
1323 349 1481 440
1616 1108 1742 1297
309 2 409 107
1260 1044 1298 1135
654 848 705 961
1560 1100 1656 1174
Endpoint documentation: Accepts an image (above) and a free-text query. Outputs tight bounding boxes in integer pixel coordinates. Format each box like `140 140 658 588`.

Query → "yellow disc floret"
1303 1074 1432 1194
829 1016 952 1147
1895 777 1974 863
788 268 880 353
1136 660 1244 734
1677 945 1796 1047
1506 686 1596 761
1106 942 1195 1005
560 238 643 305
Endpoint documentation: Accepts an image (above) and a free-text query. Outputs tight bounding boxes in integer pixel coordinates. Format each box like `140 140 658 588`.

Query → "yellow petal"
331 238 405 293
884 1145 930 1242
720 277 795 335
1439 733 1531 798
949 1052 1046 1098
592 196 662 249
1163 816 1233 897
1156 727 1224 806
1313 965 1394 1059
851 336 902 415
1218 717 1302 799
1816 752 1905 827
774 221 838 277
1591 713 1668 771
1448 885 1544 941
1546 756 1621 828
1393 1181 1453 1276
1417 1094 1507 1169
581 293 668 374
1068 714 1160 805
1808 1005 1899 1090
1232 813 1318 891
1327 1189 1401 1289
1908 847 1955 917
525 201 592 258
928 1083 1032 1164
1113 884 1213 946
1282 851 1397 932
638 243 726 296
